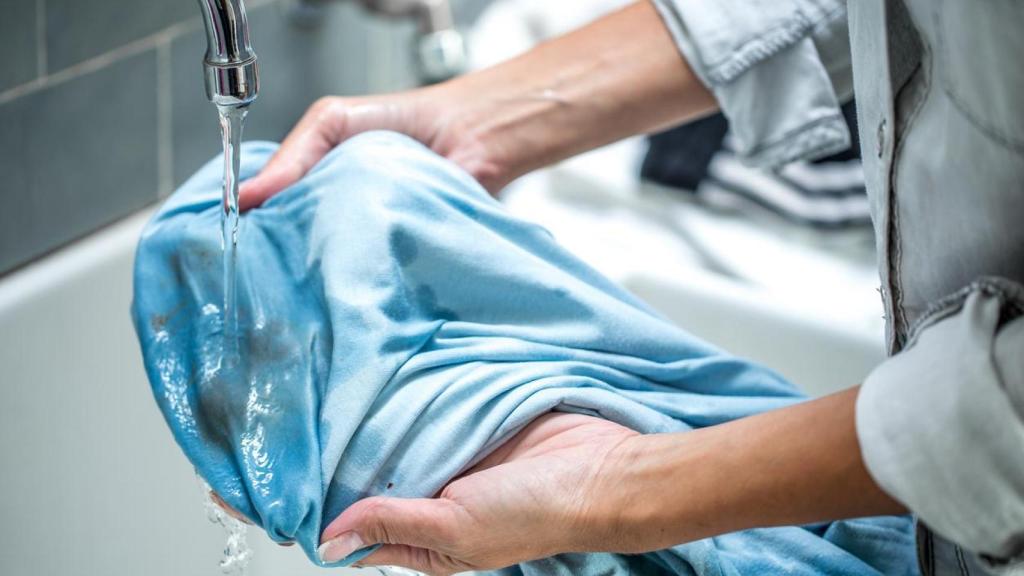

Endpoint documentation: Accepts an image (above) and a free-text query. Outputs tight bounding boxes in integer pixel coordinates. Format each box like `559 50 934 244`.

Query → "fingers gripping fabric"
132 132 916 575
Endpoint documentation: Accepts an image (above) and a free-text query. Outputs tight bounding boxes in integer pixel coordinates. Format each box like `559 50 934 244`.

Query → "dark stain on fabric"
150 301 186 334
190 244 218 271
415 284 459 321
382 291 413 322
391 228 419 267
151 314 169 331
247 321 295 365
194 368 243 449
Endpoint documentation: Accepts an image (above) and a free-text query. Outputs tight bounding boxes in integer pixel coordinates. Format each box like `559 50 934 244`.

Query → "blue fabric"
132 131 917 575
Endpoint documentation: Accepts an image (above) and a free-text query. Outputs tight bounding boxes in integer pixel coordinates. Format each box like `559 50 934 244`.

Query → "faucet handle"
417 28 466 84
287 0 466 85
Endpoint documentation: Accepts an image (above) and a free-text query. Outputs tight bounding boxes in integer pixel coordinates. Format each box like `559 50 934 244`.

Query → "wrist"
426 78 542 193
404 0 717 194
587 390 909 556
572 432 695 554
583 428 756 554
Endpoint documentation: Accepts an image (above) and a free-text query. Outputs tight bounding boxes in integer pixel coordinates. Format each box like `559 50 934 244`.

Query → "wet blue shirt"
132 132 917 575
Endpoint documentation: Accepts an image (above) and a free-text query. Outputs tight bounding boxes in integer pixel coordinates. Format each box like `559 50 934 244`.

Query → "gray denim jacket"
651 0 1024 569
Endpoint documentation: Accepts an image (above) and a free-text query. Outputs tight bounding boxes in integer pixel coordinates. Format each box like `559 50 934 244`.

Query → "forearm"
592 387 906 552
426 0 716 190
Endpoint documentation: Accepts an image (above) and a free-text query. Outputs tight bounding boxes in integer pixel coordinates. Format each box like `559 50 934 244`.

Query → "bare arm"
232 3 904 573
239 1 716 207
316 389 904 573
429 0 717 191
594 387 905 552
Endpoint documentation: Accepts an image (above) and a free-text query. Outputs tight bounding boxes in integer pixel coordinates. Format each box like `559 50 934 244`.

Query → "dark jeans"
920 523 1005 576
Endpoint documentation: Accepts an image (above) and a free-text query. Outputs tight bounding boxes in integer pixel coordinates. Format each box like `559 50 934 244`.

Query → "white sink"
622 272 884 397
0 211 349 576
0 140 885 576
504 139 886 396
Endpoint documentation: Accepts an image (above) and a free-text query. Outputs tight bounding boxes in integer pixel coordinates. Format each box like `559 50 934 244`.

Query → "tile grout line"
0 17 201 107
157 40 174 198
2 0 285 108
36 0 47 77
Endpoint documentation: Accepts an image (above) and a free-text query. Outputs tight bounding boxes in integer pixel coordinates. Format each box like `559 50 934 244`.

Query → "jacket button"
876 119 887 158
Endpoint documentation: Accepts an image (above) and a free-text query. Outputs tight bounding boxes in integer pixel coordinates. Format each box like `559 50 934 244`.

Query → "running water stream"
207 105 421 576
218 105 247 362
201 480 253 575
211 105 250 574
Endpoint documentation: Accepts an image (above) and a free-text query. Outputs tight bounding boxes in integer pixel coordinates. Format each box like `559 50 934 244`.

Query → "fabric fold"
133 131 916 574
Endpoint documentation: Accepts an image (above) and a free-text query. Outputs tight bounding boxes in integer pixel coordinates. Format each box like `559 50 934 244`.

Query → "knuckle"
311 96 344 122
310 96 334 112
356 497 394 543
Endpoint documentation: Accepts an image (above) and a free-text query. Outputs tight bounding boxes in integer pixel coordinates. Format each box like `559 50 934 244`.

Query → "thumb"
318 496 461 565
238 97 353 211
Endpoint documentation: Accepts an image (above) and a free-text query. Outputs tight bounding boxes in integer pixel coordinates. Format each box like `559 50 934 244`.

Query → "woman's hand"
237 90 502 210
317 413 640 575
317 389 907 576
239 1 716 211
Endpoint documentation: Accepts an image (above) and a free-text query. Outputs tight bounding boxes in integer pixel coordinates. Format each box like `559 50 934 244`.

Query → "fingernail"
318 532 366 564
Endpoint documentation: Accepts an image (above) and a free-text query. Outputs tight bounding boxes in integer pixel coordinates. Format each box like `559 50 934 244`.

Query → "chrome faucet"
196 0 260 108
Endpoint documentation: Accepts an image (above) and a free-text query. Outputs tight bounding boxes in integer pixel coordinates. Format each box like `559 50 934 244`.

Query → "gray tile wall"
0 50 159 274
0 0 486 276
45 0 194 71
0 1 39 92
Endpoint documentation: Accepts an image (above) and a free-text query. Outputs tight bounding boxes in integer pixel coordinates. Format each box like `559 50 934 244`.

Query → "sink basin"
503 139 886 396
622 272 884 397
0 139 885 576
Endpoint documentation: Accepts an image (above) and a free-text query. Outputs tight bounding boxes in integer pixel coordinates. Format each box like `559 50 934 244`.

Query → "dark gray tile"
0 50 159 275
171 1 373 187
45 0 193 71
0 0 39 92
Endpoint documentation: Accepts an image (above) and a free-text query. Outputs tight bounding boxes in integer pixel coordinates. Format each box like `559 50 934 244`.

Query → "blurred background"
0 1 884 574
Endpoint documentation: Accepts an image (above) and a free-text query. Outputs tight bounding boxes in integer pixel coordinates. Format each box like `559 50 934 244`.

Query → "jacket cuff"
856 278 1024 561
650 0 850 167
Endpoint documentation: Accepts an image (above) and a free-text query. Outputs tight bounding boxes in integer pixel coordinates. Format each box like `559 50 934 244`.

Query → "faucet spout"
196 0 260 108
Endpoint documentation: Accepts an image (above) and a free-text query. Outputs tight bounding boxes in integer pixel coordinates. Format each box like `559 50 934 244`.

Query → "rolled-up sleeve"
650 0 852 167
857 278 1024 565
